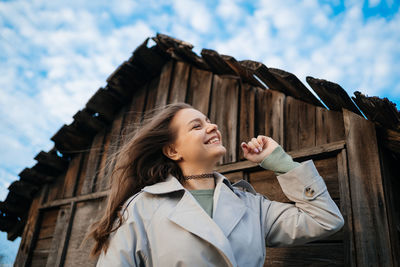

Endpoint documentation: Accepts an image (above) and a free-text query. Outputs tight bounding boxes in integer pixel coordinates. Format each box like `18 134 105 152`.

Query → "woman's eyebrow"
187 116 210 125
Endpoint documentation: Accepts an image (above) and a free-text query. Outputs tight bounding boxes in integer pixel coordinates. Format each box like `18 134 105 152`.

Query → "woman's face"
166 108 226 165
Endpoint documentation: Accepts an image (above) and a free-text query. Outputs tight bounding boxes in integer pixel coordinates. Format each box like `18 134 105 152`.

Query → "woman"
85 102 344 267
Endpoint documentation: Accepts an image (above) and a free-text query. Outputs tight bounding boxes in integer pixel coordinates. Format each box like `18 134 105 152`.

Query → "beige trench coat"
96 160 344 267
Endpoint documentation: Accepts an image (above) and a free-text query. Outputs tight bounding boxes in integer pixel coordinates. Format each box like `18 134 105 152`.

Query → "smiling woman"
83 102 344 267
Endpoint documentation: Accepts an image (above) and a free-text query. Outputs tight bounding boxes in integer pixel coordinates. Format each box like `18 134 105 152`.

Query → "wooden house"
1 33 399 266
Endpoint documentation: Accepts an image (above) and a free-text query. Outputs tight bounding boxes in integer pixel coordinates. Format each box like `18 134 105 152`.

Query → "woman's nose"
206 122 218 133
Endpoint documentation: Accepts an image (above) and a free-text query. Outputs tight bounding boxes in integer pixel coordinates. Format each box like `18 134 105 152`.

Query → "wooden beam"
128 37 168 77
34 151 68 173
40 190 109 210
220 55 265 88
72 109 106 135
200 49 237 75
239 60 290 94
19 167 55 185
107 61 150 100
51 124 93 155
343 108 394 266
216 140 345 173
85 88 122 123
8 180 39 200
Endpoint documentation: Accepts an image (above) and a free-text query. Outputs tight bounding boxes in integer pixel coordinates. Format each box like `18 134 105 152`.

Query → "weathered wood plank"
377 142 400 267
264 89 285 146
122 84 148 132
298 100 316 149
168 61 190 104
264 243 344 266
29 208 59 266
45 203 75 267
284 96 300 151
46 173 66 202
239 83 255 160
79 129 106 195
31 250 49 267
284 96 317 151
74 152 89 196
63 199 106 267
14 187 47 266
186 66 213 115
209 76 239 164
61 154 82 198
154 60 174 108
307 76 362 115
315 107 345 146
343 108 393 266
337 149 357 267
98 108 127 192
143 76 160 113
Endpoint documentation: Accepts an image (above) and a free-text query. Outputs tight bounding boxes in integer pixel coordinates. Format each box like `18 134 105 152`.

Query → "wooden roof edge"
352 91 400 132
306 76 362 115
268 68 323 107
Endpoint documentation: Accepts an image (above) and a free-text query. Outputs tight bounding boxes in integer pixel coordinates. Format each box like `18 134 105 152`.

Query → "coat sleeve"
262 159 344 247
96 196 149 267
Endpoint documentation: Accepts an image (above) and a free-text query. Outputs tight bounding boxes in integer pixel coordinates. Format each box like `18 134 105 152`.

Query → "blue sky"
1 0 399 264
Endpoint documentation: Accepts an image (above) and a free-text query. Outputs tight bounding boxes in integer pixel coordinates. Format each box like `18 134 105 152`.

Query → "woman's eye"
193 124 201 129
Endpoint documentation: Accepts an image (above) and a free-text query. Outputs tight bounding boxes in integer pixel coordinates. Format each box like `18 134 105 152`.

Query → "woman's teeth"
207 138 219 144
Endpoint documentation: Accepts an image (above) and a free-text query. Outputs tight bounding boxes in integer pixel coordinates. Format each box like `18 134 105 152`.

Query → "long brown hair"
83 102 193 258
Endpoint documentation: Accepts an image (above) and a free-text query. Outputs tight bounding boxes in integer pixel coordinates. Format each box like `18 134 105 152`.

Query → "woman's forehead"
175 108 205 122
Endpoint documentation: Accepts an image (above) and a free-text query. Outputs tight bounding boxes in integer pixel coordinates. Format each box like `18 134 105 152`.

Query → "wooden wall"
15 59 396 266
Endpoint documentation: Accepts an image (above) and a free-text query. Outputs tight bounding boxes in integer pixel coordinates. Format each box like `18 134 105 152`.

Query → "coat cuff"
258 145 301 175
276 160 327 201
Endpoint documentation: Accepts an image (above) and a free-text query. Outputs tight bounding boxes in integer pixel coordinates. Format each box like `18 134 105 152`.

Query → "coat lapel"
212 172 247 238
168 192 237 267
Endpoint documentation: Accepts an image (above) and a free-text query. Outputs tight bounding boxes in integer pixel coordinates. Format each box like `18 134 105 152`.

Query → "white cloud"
369 0 381 8
172 0 213 33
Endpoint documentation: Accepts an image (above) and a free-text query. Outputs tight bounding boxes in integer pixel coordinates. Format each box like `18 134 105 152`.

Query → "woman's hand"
241 135 280 164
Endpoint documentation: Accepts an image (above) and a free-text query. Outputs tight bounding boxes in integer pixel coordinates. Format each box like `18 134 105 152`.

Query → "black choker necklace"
183 173 214 180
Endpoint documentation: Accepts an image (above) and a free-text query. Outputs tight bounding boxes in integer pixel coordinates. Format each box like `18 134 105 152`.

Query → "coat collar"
141 171 235 195
142 171 247 267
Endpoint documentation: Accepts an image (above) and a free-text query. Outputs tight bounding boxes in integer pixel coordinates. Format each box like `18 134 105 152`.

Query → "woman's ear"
162 144 181 161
